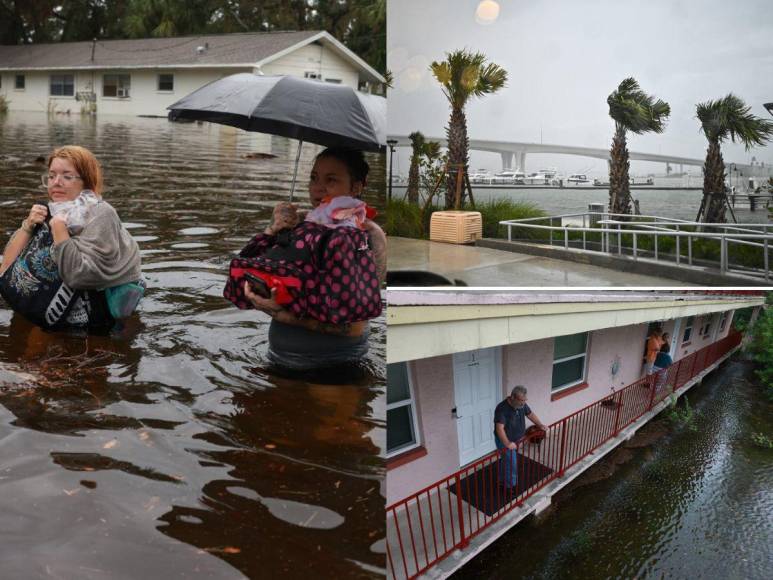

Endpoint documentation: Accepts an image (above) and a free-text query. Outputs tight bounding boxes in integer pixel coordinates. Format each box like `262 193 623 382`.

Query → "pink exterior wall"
387 311 738 505
502 324 649 427
387 355 461 505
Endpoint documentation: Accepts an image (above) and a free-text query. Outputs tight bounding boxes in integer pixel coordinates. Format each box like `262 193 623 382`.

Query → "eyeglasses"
42 173 83 187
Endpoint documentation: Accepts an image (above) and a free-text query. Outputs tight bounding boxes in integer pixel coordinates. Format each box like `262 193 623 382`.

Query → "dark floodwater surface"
0 113 386 579
454 357 773 580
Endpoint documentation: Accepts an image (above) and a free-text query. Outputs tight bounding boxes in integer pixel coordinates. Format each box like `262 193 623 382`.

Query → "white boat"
523 167 559 185
491 170 526 184
567 173 591 184
469 169 493 184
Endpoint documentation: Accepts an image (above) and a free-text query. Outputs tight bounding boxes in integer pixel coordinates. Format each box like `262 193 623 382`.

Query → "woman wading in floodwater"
224 148 386 369
0 145 143 330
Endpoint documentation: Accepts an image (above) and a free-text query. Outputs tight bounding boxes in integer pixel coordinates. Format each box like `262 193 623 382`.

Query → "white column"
518 152 526 173
500 151 514 171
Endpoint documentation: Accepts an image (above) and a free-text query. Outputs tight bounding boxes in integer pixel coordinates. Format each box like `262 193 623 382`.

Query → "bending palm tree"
607 78 670 215
430 49 507 209
696 94 773 223
406 131 426 204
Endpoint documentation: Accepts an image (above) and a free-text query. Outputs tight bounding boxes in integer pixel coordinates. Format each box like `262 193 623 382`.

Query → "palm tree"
406 131 426 204
696 94 773 223
430 49 507 209
607 78 670 215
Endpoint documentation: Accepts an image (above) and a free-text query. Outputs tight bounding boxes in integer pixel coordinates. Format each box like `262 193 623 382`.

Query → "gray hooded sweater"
51 201 141 290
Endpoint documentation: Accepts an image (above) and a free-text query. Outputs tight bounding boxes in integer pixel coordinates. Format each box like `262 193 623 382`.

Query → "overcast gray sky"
387 0 773 176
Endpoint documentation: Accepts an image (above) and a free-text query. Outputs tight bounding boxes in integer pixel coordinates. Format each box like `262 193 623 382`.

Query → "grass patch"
751 432 773 449
666 395 698 432
474 199 548 239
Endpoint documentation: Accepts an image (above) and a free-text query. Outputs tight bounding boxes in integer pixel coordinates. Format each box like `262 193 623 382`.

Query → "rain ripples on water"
0 113 386 579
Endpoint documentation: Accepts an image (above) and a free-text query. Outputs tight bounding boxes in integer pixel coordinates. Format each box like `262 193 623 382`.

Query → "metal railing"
386 330 743 579
500 212 773 281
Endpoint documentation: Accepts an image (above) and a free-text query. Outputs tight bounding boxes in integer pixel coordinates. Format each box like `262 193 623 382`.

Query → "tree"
696 94 773 223
430 49 507 209
406 131 425 204
607 77 670 215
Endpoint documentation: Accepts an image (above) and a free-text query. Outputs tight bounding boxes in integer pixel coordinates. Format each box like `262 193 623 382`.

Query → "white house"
385 290 765 579
0 31 384 116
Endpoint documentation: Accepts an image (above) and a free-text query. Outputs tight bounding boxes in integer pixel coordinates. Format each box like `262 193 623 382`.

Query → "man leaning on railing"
494 386 547 490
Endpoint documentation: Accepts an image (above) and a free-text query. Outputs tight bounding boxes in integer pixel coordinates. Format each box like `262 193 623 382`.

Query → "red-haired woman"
0 145 142 329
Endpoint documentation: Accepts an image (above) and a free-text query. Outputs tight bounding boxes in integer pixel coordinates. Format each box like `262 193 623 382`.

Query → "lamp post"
387 139 398 201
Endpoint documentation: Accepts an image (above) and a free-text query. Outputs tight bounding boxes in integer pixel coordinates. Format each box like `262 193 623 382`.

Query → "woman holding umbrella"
224 147 386 370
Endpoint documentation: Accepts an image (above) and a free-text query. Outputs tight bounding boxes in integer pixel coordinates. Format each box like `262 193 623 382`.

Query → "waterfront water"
394 184 771 224
454 357 773 580
0 113 386 578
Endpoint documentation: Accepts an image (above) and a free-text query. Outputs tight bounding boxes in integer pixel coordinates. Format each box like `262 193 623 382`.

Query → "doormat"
448 455 554 517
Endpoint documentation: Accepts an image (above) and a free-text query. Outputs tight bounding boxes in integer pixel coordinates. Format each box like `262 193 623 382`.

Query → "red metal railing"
386 330 743 579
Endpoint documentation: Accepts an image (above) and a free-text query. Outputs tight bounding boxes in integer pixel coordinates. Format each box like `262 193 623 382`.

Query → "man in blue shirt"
494 385 547 490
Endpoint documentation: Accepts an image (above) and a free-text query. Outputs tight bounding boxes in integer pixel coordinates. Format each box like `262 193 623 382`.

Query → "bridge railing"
500 212 773 282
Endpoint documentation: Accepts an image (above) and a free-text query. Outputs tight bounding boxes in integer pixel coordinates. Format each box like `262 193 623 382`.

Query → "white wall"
1 41 362 116
262 42 359 88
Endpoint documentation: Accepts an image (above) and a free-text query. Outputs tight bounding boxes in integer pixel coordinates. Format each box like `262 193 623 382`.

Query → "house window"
103 74 131 98
552 332 589 390
387 362 420 457
324 78 342 84
157 73 174 91
50 74 74 96
702 315 714 338
304 71 321 80
719 311 729 332
15 74 25 90
682 316 694 343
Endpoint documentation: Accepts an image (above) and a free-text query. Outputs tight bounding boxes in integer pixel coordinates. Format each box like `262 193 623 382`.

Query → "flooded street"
454 356 772 580
0 113 386 578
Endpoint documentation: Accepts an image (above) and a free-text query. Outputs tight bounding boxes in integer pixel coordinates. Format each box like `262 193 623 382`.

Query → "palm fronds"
696 94 773 148
607 77 671 134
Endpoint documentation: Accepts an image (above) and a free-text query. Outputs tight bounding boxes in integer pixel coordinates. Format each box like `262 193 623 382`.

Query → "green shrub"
471 199 548 240
751 432 773 449
666 395 697 432
385 198 435 239
0 95 8 114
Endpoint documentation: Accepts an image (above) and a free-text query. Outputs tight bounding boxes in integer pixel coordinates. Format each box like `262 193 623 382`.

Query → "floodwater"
0 113 386 578
394 184 771 224
454 356 773 580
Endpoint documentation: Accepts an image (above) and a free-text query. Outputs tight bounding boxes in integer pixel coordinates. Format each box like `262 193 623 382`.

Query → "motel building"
0 31 384 116
385 290 765 579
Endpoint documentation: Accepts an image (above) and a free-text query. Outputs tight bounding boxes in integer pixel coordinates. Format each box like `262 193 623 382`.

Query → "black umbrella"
167 73 386 200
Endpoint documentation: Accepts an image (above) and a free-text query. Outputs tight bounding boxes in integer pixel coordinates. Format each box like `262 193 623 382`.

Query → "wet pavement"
0 113 385 579
388 237 694 286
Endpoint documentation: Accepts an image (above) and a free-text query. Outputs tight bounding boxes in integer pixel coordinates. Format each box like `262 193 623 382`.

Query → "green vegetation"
696 95 773 223
747 293 773 401
0 95 8 115
430 49 507 209
751 432 773 449
385 198 547 240
666 395 698 432
607 78 670 215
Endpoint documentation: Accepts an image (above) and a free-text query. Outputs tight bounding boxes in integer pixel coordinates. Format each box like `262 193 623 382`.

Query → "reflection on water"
0 113 385 578
455 358 772 580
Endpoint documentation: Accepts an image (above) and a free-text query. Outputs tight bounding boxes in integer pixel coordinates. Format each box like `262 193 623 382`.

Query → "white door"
453 347 501 467
670 318 681 358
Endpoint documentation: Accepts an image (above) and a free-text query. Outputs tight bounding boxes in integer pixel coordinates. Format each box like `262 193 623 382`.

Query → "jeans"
495 437 518 489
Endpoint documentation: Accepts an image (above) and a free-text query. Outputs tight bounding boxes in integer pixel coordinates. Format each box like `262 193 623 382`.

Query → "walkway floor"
388 238 695 287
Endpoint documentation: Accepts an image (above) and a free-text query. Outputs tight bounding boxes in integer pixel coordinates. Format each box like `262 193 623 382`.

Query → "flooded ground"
0 113 386 578
454 356 772 580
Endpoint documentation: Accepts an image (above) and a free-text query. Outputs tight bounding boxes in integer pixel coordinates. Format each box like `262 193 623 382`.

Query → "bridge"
388 135 770 178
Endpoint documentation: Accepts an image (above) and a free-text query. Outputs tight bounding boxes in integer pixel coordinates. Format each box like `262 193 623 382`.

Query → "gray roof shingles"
0 31 320 69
